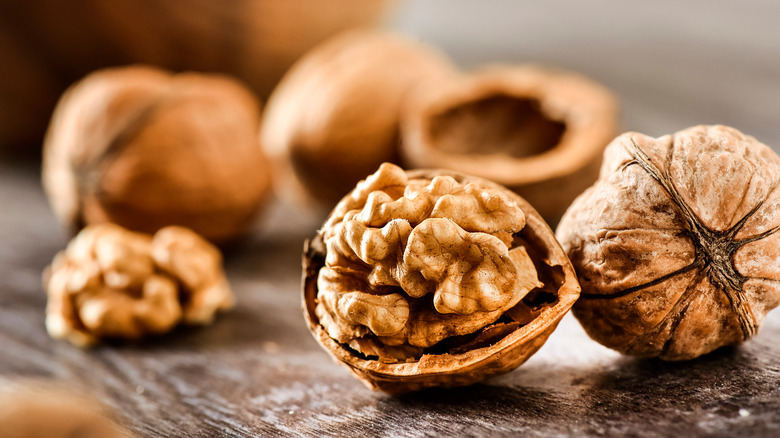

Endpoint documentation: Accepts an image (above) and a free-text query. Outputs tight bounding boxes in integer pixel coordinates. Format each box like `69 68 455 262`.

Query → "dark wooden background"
2 1 780 436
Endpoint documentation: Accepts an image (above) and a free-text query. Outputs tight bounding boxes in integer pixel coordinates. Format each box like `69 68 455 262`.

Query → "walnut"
42 65 271 244
557 125 780 360
0 380 132 438
400 65 618 225
0 0 390 156
45 223 234 346
261 30 454 209
303 163 580 393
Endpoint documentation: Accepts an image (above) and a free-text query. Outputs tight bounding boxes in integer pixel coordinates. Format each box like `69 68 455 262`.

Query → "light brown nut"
400 65 618 226
42 65 271 244
0 380 133 438
44 224 234 347
303 163 580 393
151 226 235 324
556 125 780 360
261 30 454 208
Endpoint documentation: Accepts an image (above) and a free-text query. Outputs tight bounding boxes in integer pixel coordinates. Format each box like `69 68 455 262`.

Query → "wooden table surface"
2 1 780 436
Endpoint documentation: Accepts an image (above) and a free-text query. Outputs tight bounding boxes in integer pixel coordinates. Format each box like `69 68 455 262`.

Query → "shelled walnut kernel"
303 163 580 393
45 224 234 346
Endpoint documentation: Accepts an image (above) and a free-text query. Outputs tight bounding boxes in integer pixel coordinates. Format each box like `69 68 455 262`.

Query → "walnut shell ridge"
303 164 580 393
557 125 780 360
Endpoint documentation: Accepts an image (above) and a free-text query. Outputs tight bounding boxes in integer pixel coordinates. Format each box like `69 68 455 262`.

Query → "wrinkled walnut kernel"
303 163 581 393
45 224 234 346
557 125 780 360
317 163 541 357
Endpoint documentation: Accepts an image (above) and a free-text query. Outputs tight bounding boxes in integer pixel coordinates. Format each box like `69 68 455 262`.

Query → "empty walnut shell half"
261 30 454 209
401 65 618 225
302 163 580 393
557 125 780 360
42 65 271 244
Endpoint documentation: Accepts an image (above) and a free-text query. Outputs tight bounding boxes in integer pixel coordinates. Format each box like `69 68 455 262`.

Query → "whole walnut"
0 381 132 438
0 0 390 155
557 125 780 360
303 163 580 393
261 30 454 209
42 65 271 243
45 223 234 347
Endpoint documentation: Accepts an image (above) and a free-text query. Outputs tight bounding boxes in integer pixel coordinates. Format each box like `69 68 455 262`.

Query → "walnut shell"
42 65 271 243
400 65 618 225
0 0 390 155
0 381 131 438
303 163 580 393
261 30 454 209
557 125 780 360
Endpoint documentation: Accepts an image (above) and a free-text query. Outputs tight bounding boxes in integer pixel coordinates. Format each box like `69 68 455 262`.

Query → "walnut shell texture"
303 163 580 393
261 30 454 209
401 65 618 225
557 125 780 360
42 65 271 243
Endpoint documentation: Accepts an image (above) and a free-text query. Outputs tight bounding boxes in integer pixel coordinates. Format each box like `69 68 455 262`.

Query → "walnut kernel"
45 224 234 346
557 125 780 360
303 163 580 393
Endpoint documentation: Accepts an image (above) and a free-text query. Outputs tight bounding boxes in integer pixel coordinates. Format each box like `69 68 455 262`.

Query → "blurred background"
394 0 780 146
1 0 778 158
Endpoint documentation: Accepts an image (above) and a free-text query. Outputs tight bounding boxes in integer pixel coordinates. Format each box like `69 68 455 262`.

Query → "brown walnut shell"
42 65 271 244
261 30 454 209
557 125 780 360
302 164 580 393
401 65 618 226
0 0 390 155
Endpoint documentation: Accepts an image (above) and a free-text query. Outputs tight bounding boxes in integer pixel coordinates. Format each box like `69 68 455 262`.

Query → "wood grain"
2 1 780 436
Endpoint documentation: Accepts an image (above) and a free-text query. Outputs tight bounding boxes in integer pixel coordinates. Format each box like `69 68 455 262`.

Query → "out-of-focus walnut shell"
0 0 391 155
261 30 454 209
0 380 131 438
303 165 580 393
42 65 271 243
401 65 618 225
557 125 780 360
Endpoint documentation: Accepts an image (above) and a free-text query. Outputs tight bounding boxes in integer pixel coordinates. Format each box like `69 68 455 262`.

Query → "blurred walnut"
261 30 454 209
557 125 780 360
0 380 132 438
45 223 234 346
42 65 271 243
401 65 618 225
0 0 390 155
303 163 580 393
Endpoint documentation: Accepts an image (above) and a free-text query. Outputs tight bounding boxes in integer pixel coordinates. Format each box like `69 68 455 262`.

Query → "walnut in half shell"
401 65 618 226
303 163 580 393
557 125 780 360
42 65 271 244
